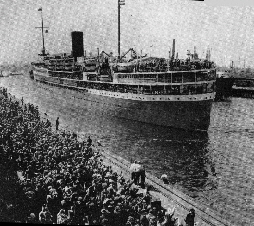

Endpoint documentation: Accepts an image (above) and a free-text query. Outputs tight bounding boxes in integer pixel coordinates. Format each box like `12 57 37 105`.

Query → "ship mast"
118 0 125 61
36 7 49 56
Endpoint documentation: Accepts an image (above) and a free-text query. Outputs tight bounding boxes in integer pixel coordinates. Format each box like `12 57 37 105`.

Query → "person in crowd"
87 135 92 146
130 160 138 184
38 205 47 223
185 208 196 226
160 174 169 184
57 208 68 224
26 213 37 224
56 117 60 130
137 161 146 188
0 87 195 225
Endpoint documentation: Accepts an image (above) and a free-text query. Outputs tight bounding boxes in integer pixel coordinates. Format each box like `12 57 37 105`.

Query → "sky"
0 0 254 67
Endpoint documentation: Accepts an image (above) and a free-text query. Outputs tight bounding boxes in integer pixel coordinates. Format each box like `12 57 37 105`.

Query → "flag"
119 0 125 5
38 7 42 11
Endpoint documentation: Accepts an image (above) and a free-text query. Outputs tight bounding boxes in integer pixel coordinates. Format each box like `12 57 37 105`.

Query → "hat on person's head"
61 200 66 206
102 183 107 188
109 201 115 206
101 209 109 214
105 172 111 178
161 174 168 180
115 206 121 212
127 216 135 223
109 179 114 183
89 203 95 208
29 213 36 218
190 208 195 215
103 198 111 205
107 205 114 210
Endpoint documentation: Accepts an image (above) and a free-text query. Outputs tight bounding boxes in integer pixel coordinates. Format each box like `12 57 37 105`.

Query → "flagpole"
118 0 121 61
118 0 125 62
40 9 45 55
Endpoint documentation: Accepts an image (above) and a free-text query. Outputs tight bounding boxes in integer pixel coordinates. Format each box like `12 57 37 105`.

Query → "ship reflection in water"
106 117 216 196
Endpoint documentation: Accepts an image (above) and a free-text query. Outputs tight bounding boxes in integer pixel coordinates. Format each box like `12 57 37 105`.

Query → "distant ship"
31 7 216 132
215 63 235 101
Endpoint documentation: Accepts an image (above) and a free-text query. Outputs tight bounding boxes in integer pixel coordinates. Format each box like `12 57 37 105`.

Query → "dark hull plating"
33 72 213 131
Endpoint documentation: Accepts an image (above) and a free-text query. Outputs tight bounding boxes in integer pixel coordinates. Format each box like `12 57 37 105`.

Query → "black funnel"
71 31 84 61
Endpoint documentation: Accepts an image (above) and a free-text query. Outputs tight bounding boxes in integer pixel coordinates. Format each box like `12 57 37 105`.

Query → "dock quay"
94 145 234 226
232 78 254 98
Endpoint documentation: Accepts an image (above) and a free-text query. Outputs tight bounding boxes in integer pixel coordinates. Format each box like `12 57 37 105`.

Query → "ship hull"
33 69 213 131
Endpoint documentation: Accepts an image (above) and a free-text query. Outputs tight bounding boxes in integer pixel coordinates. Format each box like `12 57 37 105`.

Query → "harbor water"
1 74 253 226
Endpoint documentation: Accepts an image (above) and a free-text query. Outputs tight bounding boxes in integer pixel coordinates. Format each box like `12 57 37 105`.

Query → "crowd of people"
0 87 197 225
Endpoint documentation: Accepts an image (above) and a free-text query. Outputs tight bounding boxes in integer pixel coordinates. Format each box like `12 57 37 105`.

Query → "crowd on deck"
0 87 197 226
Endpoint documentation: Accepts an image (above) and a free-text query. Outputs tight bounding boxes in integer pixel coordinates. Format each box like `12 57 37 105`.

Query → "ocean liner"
31 7 216 132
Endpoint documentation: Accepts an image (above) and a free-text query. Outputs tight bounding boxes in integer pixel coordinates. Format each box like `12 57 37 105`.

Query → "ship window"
172 73 182 83
164 86 172 94
196 71 208 82
207 70 216 81
207 82 214 93
171 85 180 94
182 72 195 83
158 73 165 82
196 84 207 94
182 84 197 95
151 85 165 95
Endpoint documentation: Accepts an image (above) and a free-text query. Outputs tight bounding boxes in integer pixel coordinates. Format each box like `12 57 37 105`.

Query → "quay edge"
96 146 235 226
